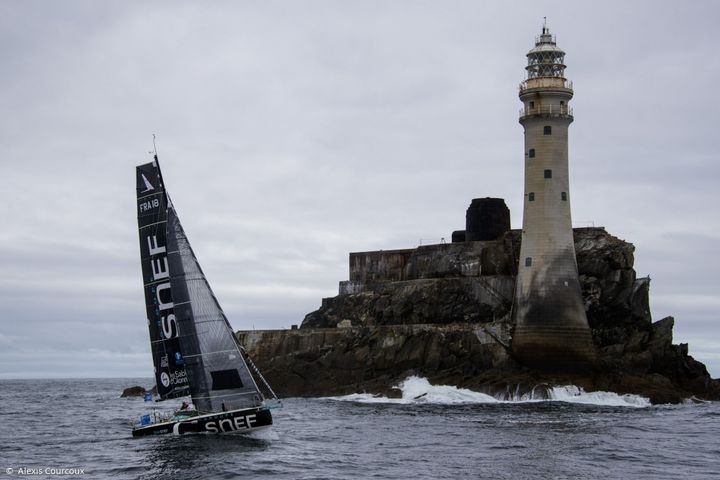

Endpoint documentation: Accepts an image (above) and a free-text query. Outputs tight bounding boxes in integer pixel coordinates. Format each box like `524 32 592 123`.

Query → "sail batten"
139 221 167 229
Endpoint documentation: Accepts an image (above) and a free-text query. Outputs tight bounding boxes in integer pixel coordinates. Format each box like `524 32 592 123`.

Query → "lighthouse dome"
528 42 565 55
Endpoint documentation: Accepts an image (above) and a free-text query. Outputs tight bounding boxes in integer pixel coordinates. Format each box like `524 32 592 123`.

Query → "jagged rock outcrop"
121 386 147 397
120 385 157 398
239 323 513 398
238 227 719 403
302 277 514 328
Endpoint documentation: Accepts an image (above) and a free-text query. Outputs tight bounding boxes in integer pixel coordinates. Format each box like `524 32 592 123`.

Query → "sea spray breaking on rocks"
330 376 650 408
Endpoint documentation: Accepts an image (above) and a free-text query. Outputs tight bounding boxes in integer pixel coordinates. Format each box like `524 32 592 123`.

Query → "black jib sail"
136 161 189 399
166 206 264 413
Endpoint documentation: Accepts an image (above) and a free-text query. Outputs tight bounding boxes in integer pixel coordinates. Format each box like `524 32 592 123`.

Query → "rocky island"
237 203 719 404
237 26 719 405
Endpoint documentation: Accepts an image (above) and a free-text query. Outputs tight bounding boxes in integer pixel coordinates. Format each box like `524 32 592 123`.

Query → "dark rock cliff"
238 228 719 404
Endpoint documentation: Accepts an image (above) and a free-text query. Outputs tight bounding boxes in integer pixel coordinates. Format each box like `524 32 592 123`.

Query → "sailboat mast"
151 134 171 207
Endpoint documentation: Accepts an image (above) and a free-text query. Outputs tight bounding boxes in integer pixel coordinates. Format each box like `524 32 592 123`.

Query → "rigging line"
239 345 279 400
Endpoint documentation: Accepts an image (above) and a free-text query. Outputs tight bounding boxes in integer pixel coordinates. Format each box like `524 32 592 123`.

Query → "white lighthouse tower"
511 22 596 369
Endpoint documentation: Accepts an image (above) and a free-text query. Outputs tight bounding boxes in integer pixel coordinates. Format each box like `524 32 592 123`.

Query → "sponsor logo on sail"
140 173 154 193
160 371 171 388
170 369 187 385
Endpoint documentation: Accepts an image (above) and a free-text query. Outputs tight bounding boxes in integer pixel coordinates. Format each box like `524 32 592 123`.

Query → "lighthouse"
511 23 596 369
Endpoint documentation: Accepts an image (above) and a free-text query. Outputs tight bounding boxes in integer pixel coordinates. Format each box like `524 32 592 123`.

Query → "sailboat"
132 156 279 437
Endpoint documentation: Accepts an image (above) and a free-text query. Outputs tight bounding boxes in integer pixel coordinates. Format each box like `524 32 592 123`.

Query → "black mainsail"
136 161 189 399
136 159 264 413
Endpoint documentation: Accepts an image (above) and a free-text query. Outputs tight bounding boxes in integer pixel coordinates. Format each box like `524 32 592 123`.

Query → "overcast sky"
1 0 718 379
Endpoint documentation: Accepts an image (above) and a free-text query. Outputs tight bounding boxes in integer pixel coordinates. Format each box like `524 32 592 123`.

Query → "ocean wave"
546 384 650 407
329 376 650 408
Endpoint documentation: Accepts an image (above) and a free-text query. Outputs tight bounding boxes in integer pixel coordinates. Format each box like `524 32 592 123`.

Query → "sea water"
1 377 718 479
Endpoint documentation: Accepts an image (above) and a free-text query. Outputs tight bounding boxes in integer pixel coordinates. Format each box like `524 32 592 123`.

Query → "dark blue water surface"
1 378 719 479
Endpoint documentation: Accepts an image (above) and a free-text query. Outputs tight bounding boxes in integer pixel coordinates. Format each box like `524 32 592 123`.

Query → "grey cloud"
1 0 718 378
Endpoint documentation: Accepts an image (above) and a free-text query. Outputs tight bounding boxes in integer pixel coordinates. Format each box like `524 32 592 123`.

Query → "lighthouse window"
544 169 552 178
528 149 535 158
529 101 535 108
525 257 532 267
561 192 567 201
544 125 552 135
528 192 535 201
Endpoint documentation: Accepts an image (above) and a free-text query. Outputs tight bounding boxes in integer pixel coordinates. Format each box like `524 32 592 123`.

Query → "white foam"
399 376 502 404
329 376 650 408
337 377 500 404
247 426 280 441
547 385 651 407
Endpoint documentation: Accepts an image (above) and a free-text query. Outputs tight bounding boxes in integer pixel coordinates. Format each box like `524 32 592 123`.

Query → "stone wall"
346 233 516 288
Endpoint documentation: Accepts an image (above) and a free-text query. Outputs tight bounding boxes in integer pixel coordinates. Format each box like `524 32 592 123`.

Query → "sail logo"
170 369 187 385
147 234 178 340
140 173 155 193
205 414 257 433
159 365 187 388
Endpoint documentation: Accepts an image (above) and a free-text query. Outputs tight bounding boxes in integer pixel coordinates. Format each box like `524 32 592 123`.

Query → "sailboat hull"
132 406 272 437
